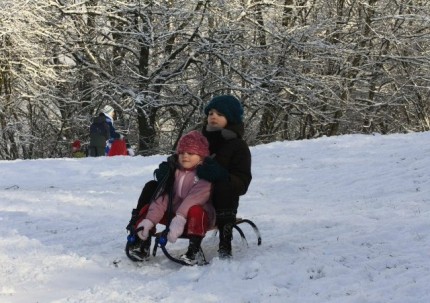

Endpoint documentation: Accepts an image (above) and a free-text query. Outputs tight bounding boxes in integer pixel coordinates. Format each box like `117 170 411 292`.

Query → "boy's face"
207 109 228 128
178 152 203 169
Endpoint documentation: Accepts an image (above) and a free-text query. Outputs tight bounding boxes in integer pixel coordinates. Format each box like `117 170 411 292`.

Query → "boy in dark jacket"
196 95 252 258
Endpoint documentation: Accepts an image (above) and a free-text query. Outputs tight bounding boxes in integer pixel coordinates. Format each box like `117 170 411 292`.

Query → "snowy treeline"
0 0 429 159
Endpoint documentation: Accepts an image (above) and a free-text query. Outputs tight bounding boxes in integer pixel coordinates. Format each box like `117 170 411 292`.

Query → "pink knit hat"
176 130 210 157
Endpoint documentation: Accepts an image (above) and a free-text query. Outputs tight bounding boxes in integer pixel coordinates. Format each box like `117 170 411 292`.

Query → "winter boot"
218 222 233 259
129 237 151 262
217 214 235 259
139 236 152 258
180 236 204 265
129 234 152 261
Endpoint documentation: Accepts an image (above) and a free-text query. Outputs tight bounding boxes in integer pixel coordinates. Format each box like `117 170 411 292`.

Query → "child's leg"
179 206 208 264
211 180 239 215
211 181 239 258
126 180 158 231
136 180 158 211
184 205 210 237
129 204 154 260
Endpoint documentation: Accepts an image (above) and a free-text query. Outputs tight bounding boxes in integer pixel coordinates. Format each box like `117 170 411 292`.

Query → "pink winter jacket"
145 168 216 228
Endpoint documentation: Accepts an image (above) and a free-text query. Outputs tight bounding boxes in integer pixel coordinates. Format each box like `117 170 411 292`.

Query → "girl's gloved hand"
167 215 187 243
136 219 154 240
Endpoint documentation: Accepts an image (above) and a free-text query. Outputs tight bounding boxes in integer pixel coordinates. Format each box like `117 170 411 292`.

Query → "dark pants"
136 180 158 211
211 180 238 223
88 145 105 157
211 180 237 253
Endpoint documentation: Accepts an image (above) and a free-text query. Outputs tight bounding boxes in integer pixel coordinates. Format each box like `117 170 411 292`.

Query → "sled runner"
125 217 262 266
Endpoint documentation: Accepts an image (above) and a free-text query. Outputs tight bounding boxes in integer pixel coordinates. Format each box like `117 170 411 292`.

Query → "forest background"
0 0 429 160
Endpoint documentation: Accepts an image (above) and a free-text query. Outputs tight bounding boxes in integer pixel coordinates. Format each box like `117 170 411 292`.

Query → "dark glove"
196 157 228 182
154 161 169 182
154 155 177 182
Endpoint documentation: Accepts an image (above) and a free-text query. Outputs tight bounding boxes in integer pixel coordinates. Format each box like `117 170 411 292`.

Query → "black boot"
139 236 152 258
129 233 153 261
180 236 204 265
218 222 233 259
217 213 235 259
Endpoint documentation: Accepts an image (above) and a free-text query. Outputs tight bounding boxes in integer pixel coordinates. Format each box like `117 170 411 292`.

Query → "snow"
1 132 430 303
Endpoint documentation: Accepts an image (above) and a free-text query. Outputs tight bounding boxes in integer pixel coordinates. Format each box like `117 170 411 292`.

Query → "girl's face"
178 152 203 169
207 109 228 128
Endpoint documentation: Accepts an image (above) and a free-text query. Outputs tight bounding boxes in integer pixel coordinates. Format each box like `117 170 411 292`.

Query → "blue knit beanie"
204 95 244 125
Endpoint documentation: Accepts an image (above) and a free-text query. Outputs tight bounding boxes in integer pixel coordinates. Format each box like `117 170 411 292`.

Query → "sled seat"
151 217 262 265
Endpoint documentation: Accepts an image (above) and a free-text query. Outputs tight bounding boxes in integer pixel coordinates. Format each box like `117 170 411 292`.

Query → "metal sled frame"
125 217 262 266
152 217 262 266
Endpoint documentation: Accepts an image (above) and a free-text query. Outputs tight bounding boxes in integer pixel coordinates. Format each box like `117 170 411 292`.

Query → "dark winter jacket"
88 114 110 157
202 122 252 197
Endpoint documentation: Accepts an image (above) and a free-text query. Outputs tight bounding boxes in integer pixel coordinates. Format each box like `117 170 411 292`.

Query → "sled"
125 217 262 266
108 138 128 156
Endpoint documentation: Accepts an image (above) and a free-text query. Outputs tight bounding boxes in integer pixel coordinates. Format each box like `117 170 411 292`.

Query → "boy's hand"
154 161 169 181
196 157 228 182
154 155 177 182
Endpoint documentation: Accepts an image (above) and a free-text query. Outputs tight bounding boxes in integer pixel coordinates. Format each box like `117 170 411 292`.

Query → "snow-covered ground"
1 132 429 303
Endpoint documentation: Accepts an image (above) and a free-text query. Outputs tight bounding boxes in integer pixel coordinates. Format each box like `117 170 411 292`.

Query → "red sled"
108 139 128 156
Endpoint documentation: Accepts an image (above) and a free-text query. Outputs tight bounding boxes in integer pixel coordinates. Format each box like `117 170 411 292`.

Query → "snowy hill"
1 132 429 303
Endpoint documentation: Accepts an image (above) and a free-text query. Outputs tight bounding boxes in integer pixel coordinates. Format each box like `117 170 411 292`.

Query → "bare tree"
0 0 428 159
0 0 73 159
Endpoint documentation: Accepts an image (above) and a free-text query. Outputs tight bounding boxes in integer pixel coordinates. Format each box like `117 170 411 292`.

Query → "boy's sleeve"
229 142 252 196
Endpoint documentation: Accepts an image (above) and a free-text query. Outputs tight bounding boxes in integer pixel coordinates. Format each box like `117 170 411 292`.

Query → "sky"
1 131 429 303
